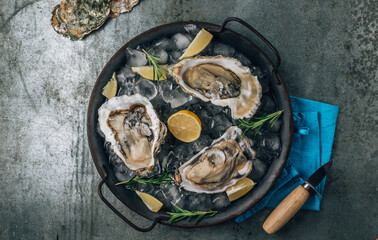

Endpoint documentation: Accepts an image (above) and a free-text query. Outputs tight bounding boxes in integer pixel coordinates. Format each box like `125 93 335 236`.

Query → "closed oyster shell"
98 94 167 175
169 56 262 119
177 126 255 194
51 0 111 40
109 0 139 18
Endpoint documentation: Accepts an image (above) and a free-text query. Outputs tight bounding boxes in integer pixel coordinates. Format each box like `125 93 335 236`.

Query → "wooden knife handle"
263 185 310 234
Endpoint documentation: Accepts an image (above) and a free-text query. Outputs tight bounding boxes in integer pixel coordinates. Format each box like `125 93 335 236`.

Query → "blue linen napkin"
235 96 339 223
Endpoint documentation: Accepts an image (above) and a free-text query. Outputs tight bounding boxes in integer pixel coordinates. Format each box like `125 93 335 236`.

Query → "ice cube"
205 104 223 116
147 48 168 64
159 80 174 102
259 133 281 157
169 87 192 108
134 78 158 100
234 52 252 66
250 66 265 78
184 24 200 37
117 65 136 81
162 151 180 171
160 184 187 209
117 79 135 96
211 193 231 210
125 48 147 67
154 189 174 210
263 118 282 133
186 193 212 211
111 155 135 182
192 135 212 153
169 50 183 62
196 108 212 130
254 95 276 117
213 42 235 57
152 37 173 51
135 182 155 195
171 33 192 50
249 158 268 181
173 144 192 162
211 113 232 138
255 149 273 163
259 77 271 94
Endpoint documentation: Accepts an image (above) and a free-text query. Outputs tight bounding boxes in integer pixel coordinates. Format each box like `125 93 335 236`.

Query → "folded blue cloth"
235 96 339 223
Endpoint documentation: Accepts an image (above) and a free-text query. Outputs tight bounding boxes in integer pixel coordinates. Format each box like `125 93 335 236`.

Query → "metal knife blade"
303 161 333 194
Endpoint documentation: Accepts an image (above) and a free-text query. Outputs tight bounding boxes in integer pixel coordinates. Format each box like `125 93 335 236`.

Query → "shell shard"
169 56 262 119
51 0 111 40
178 126 255 194
98 94 166 175
109 0 139 18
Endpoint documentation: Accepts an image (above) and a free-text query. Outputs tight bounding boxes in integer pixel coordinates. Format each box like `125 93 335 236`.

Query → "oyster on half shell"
169 56 262 119
176 126 255 194
98 94 166 175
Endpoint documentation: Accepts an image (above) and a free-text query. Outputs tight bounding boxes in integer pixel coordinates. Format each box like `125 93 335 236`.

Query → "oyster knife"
262 161 333 234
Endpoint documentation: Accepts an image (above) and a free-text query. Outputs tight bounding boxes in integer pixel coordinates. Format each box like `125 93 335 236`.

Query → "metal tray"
87 17 293 231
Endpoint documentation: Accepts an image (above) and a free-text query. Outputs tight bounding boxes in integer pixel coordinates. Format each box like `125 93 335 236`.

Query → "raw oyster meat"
98 94 166 175
176 126 255 194
169 56 262 119
109 0 139 18
51 0 111 40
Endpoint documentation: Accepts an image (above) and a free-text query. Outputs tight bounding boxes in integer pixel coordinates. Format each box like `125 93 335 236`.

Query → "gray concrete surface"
0 0 377 239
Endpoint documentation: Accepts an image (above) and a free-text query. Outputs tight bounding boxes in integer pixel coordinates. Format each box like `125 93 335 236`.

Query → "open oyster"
176 126 255 194
109 0 139 18
98 94 166 175
51 0 111 40
169 56 262 119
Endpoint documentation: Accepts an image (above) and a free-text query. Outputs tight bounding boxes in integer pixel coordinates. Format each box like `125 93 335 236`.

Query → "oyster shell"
51 0 111 40
177 126 255 194
98 94 166 175
109 0 139 18
169 56 262 119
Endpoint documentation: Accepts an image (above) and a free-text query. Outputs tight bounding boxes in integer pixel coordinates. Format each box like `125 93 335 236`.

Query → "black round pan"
87 17 293 231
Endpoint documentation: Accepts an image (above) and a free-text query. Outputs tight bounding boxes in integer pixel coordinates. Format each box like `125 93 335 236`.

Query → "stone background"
0 0 377 239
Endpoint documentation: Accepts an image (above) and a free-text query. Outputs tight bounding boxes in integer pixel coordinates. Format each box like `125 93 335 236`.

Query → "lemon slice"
135 190 163 213
226 178 256 202
179 29 213 60
102 72 117 99
131 65 168 80
167 110 202 142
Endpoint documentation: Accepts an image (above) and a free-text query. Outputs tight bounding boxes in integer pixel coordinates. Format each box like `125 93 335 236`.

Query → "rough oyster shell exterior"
51 0 111 40
109 0 139 18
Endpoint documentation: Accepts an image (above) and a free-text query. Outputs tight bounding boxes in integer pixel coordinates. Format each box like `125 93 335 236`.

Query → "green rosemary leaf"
167 205 217 224
238 110 283 137
115 169 173 187
142 49 167 81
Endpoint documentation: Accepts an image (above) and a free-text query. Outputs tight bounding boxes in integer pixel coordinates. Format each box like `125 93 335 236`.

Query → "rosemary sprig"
166 205 217 224
238 110 283 136
142 49 167 81
115 169 173 187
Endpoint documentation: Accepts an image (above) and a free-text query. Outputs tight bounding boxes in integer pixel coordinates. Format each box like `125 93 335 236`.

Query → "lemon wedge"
179 29 213 60
131 65 168 80
135 190 163 213
226 178 256 202
167 110 202 142
102 72 118 99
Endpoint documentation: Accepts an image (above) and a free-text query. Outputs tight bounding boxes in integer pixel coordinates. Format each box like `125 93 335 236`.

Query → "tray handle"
97 164 169 232
208 17 282 85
